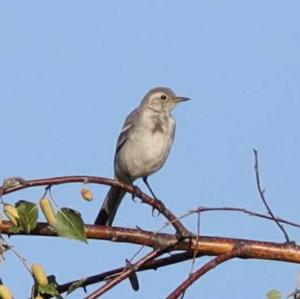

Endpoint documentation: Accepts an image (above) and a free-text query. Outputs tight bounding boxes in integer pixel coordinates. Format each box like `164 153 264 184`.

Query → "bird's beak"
174 96 191 103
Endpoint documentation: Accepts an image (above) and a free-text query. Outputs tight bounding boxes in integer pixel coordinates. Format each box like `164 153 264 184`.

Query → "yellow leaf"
4 205 20 226
39 198 57 227
0 284 14 299
31 263 48 287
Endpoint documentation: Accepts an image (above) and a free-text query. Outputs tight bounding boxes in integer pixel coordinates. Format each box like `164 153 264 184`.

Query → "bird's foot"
131 185 142 202
151 198 164 217
151 206 161 217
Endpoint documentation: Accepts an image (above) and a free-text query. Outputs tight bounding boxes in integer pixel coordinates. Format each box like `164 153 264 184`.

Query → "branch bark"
1 221 300 264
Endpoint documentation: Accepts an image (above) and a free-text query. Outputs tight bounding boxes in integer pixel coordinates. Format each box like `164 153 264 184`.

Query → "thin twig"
84 249 163 299
53 252 203 296
0 235 31 273
181 212 201 299
153 204 300 244
166 246 246 299
84 238 181 299
190 212 200 274
253 149 290 242
183 206 300 229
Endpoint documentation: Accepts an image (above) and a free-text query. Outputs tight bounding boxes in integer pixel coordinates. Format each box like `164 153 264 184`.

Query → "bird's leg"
131 185 142 202
143 177 159 200
142 177 162 217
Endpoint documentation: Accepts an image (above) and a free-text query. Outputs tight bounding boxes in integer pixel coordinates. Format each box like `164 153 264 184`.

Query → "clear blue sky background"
1 1 300 298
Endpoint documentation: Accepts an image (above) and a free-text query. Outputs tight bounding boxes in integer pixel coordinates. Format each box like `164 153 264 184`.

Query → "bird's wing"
115 108 139 154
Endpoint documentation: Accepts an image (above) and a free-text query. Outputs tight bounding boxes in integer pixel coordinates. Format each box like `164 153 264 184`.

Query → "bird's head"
141 87 190 113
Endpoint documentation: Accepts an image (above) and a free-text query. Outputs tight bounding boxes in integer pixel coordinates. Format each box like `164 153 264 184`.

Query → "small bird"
94 87 190 226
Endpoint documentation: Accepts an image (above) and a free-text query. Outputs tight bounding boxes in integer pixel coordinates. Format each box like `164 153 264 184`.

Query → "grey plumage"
94 87 190 226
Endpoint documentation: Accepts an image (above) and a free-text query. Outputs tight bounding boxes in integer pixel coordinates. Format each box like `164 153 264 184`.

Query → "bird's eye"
160 94 167 100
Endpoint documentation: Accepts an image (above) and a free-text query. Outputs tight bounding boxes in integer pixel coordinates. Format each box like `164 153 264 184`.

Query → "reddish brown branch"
2 221 300 298
0 175 189 236
166 246 246 299
1 221 300 264
253 149 290 242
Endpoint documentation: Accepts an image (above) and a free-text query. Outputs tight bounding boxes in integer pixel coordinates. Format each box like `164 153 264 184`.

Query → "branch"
55 252 203 295
166 245 246 299
185 206 300 229
1 173 298 297
84 249 164 299
85 239 182 298
253 149 290 242
2 221 300 264
0 175 190 236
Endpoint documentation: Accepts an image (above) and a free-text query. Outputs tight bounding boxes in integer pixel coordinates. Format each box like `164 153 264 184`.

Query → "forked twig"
253 149 290 242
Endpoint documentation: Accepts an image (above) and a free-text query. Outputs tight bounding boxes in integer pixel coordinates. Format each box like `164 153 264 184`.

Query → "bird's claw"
151 206 161 217
131 185 142 202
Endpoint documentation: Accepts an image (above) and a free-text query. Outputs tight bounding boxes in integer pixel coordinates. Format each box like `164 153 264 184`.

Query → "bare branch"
166 246 246 299
55 252 203 295
1 221 300 264
184 206 300 229
253 149 290 242
0 175 189 236
85 236 182 299
84 249 163 299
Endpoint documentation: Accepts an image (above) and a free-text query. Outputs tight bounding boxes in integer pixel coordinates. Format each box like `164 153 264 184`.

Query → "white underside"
116 110 175 180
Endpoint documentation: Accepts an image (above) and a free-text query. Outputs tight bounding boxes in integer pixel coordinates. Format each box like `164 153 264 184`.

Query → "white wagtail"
94 87 190 225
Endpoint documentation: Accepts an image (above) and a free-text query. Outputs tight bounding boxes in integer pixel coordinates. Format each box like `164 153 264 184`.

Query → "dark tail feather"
94 186 126 226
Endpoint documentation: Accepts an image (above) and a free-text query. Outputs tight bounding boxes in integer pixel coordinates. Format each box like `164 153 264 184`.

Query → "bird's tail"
94 186 126 226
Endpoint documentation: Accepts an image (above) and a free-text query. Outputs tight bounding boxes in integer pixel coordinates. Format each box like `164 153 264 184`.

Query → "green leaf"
66 278 87 295
15 200 38 233
8 225 22 234
266 289 282 299
55 208 87 243
38 282 62 298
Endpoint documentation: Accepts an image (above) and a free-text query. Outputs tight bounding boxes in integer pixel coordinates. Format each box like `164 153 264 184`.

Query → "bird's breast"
117 114 175 179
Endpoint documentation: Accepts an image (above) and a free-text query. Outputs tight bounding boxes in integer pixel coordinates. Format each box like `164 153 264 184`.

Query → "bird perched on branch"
94 87 190 226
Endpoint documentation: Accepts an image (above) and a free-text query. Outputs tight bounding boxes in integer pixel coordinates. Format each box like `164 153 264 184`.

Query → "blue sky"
1 1 300 298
